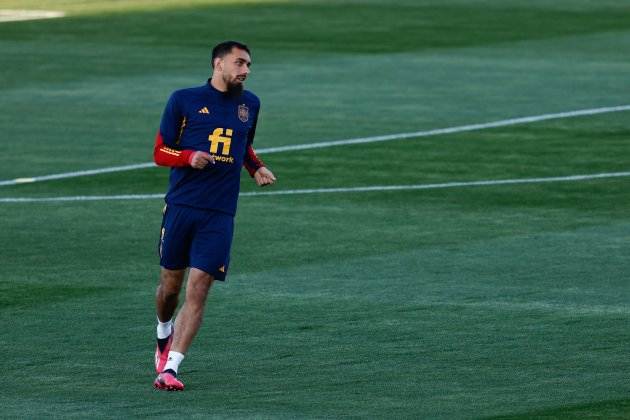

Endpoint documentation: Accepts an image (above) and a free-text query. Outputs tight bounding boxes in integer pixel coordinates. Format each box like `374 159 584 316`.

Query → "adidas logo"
198 107 209 114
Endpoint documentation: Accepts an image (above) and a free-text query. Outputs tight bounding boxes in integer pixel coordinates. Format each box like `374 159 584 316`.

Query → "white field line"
257 104 630 153
1 104 629 187
0 9 65 22
1 171 628 203
0 162 157 187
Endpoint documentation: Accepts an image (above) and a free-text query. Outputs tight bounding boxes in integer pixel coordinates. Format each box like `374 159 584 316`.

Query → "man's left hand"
254 167 276 187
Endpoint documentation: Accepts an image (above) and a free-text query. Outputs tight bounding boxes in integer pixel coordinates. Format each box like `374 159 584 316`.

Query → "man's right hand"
189 151 215 169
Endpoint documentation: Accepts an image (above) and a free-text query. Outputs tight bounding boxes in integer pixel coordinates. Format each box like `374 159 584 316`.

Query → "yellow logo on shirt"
208 128 232 156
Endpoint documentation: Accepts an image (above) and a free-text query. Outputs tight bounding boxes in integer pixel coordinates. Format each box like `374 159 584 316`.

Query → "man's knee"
158 268 185 297
186 268 214 304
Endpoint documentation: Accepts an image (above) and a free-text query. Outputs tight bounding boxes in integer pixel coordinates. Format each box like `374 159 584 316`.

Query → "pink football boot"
153 371 184 391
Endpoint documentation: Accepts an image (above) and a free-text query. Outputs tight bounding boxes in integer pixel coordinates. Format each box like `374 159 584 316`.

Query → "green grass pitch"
0 0 629 417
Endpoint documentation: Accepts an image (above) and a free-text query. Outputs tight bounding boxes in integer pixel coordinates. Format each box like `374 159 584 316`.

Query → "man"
151 41 276 391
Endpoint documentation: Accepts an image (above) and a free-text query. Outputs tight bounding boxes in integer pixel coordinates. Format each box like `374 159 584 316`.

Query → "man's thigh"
189 211 234 281
159 204 195 270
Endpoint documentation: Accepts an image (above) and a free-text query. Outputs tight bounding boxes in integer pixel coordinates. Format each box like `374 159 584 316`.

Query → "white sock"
156 317 173 339
163 351 185 374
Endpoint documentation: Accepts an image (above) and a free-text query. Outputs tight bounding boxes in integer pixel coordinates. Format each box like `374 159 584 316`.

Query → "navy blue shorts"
159 204 234 281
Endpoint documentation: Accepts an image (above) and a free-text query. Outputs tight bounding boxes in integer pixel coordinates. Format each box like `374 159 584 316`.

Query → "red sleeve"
153 131 195 167
243 145 264 177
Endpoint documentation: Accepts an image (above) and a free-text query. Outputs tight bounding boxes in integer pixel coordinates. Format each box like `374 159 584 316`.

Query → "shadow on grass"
0 283 115 309
486 398 630 419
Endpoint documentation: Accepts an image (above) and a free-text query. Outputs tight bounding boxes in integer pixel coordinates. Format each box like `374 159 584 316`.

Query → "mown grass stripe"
1 104 629 187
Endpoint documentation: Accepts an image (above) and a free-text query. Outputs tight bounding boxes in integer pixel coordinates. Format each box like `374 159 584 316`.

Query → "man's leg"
156 268 186 322
154 268 185 374
171 267 215 355
154 268 214 391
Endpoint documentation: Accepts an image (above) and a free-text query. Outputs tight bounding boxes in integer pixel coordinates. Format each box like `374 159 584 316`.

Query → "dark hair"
211 41 250 68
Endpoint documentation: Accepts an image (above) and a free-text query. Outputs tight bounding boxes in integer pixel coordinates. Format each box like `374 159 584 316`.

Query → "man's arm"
153 131 194 167
154 132 215 169
243 144 264 176
243 105 276 186
153 92 213 169
244 145 276 186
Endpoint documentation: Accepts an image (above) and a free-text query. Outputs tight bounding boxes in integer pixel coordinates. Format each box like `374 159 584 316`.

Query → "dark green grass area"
487 399 630 419
0 283 114 309
1 194 629 418
1 0 630 418
2 1 629 54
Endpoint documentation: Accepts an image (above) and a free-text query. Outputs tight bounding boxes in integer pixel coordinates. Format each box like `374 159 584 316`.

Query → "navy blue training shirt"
159 82 261 215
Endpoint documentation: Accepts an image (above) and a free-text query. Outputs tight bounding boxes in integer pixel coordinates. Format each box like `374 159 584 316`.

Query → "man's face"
216 47 251 94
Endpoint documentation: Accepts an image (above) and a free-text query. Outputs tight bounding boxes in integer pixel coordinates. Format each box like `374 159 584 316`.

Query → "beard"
224 75 244 97
226 82 244 97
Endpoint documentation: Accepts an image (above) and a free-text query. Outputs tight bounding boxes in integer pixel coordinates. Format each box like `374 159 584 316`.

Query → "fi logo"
208 128 233 156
